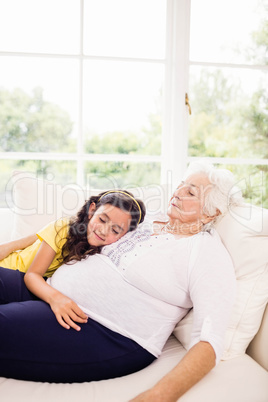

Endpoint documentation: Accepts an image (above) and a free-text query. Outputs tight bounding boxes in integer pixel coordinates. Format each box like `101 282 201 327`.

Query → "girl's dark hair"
59 190 145 265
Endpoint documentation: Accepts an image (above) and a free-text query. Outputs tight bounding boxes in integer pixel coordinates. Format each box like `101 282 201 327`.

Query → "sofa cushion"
173 204 268 360
0 336 267 402
9 172 87 240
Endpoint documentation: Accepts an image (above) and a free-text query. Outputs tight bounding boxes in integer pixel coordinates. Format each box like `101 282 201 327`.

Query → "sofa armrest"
247 303 268 371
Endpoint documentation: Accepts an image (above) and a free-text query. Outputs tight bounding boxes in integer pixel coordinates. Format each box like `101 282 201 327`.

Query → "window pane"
217 164 268 209
0 160 77 208
0 0 80 54
0 56 79 152
190 0 267 65
83 60 164 155
84 0 166 59
84 161 161 189
188 65 268 159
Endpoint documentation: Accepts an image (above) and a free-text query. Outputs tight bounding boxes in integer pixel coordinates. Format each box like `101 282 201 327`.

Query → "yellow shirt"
0 218 69 277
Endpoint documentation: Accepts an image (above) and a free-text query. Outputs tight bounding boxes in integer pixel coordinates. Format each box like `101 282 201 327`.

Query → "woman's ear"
201 209 221 224
88 202 96 218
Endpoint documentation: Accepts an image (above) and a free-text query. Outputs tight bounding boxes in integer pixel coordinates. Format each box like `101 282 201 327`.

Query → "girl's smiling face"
87 203 131 247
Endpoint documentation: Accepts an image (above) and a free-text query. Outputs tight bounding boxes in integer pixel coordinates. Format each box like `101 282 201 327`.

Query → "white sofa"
0 172 267 402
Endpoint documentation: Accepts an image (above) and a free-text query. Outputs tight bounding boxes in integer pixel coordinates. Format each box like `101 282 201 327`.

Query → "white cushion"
9 172 87 239
173 204 268 359
0 208 14 242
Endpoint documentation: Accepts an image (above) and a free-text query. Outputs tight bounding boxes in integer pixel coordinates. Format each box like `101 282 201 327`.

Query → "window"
188 0 268 207
1 0 267 208
0 0 173 206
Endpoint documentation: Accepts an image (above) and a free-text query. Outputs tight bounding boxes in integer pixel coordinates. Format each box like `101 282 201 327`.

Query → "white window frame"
0 0 191 192
1 0 266 194
161 0 191 186
187 1 268 175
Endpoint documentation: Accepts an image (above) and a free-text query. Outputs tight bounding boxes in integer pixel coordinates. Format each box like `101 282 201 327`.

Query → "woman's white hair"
184 161 244 218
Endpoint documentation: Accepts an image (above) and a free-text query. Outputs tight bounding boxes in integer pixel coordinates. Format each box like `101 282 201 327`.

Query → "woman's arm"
130 341 215 402
24 241 88 331
0 234 37 260
131 234 234 401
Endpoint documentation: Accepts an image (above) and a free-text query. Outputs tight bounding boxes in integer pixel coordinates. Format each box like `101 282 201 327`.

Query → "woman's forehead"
183 173 211 188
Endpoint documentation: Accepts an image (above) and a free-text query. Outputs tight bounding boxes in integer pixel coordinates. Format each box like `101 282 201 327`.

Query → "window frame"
0 0 267 195
0 0 170 188
187 0 268 175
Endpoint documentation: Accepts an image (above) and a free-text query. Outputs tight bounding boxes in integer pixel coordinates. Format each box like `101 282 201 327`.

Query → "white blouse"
47 223 236 363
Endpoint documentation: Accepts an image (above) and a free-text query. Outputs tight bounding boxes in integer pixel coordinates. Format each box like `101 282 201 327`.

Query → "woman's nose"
174 187 184 197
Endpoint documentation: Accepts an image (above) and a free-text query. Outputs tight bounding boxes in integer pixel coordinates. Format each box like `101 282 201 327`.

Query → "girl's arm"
24 241 88 331
0 234 37 260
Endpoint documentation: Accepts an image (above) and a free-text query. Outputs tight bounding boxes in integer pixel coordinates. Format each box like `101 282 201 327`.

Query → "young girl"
0 190 145 330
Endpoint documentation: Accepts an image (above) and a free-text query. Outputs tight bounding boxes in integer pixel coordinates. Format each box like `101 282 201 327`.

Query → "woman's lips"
171 199 180 208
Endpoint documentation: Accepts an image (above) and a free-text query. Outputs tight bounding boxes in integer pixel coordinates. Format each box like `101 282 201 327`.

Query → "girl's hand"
49 294 88 331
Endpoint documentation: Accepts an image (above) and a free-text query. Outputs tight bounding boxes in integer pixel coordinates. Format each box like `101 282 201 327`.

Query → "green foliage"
85 112 162 157
140 113 162 155
242 90 268 158
84 161 160 189
85 131 141 154
188 11 268 208
251 17 268 65
0 87 73 153
188 69 247 158
84 112 162 188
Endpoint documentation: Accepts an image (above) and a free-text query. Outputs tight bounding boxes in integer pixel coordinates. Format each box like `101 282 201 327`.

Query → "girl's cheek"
108 234 118 244
91 221 99 230
88 222 97 234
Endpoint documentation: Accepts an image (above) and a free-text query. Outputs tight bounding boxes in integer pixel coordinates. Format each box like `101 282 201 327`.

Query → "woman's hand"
49 293 88 331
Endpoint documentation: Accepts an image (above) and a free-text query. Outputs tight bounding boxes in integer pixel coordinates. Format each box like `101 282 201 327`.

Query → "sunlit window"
188 0 268 207
0 0 267 208
0 0 166 206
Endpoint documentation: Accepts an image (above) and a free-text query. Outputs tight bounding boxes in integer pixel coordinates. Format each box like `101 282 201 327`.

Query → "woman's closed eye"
112 228 120 235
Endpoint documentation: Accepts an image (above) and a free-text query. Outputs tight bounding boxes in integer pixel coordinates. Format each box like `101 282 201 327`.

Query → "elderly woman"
0 162 242 401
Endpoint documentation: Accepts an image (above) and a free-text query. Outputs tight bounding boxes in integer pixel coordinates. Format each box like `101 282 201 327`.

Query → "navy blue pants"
0 267 155 383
